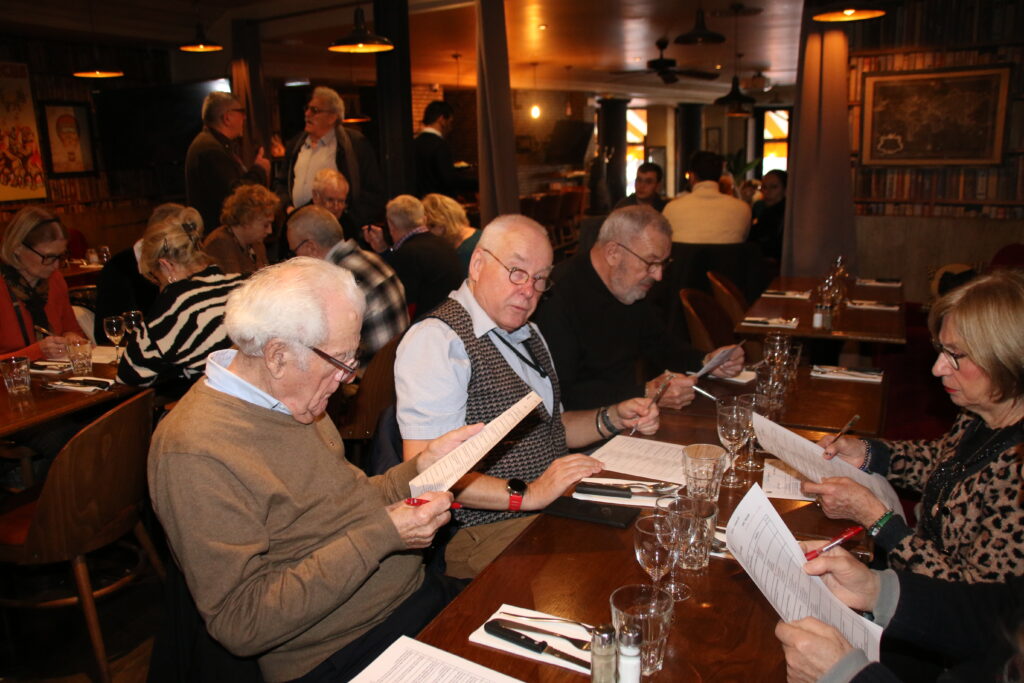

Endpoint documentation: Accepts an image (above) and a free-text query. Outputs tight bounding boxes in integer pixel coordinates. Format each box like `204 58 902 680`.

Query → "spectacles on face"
613 241 672 275
21 241 62 265
309 346 359 379
480 248 553 292
932 339 968 371
305 105 332 116
313 191 347 208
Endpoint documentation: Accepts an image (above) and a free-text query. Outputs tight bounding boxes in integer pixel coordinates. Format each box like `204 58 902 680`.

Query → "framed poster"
41 102 96 176
705 127 722 154
862 67 1010 165
0 62 47 202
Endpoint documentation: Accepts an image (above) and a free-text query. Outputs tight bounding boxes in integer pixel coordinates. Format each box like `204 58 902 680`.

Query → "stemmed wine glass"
717 397 752 488
633 515 678 591
655 495 697 601
103 315 126 364
735 393 769 472
123 309 143 337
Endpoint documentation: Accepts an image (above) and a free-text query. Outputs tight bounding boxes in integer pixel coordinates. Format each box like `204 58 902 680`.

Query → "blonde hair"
1 205 65 268
220 184 280 229
423 194 469 247
138 207 209 284
928 269 1024 402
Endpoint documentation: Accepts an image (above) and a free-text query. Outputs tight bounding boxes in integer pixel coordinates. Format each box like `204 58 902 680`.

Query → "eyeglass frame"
613 241 673 274
20 241 63 265
480 248 554 292
309 346 359 378
305 105 334 116
932 339 968 371
312 189 347 208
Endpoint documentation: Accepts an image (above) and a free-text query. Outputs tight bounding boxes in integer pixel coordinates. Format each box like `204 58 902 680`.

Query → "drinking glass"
633 515 677 589
756 364 789 420
609 584 675 676
103 315 126 364
763 331 791 368
717 397 752 489
67 338 93 375
678 499 718 571
123 310 143 336
683 444 727 501
735 393 769 472
0 356 31 394
655 495 697 601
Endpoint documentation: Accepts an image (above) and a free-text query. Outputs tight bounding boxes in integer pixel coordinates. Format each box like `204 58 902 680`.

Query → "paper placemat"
717 370 756 384
810 365 883 383
468 604 591 675
847 300 899 312
742 317 799 329
761 458 815 501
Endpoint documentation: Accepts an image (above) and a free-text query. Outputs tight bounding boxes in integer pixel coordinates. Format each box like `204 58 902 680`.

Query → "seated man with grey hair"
306 168 361 243
534 205 744 412
288 204 409 360
363 194 462 319
395 214 660 578
148 257 481 682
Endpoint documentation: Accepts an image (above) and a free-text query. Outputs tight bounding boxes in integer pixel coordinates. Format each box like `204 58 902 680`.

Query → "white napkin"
717 370 756 384
468 604 591 675
846 300 899 312
571 477 672 508
45 376 115 393
856 278 901 287
810 365 883 383
30 360 71 375
743 317 799 329
761 289 811 299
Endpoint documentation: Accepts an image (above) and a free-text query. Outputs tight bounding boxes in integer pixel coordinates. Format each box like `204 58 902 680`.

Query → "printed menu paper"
351 636 522 682
589 435 686 484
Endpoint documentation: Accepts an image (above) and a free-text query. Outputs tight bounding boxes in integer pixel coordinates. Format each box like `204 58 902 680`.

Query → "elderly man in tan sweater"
148 257 481 682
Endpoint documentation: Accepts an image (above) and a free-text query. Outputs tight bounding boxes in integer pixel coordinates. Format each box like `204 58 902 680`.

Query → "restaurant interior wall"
844 0 1024 302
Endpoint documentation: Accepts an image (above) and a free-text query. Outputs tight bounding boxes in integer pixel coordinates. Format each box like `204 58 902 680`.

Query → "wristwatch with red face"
506 478 527 511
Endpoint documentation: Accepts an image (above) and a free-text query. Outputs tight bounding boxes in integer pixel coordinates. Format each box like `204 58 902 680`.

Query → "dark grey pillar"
677 104 703 194
373 0 413 198
597 98 630 204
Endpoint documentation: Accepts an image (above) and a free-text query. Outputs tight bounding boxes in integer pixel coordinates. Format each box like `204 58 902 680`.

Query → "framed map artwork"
862 66 1009 166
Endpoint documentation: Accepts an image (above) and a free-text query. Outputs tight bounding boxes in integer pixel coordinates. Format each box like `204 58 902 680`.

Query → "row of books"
849 0 1023 51
855 201 1024 220
852 159 1024 204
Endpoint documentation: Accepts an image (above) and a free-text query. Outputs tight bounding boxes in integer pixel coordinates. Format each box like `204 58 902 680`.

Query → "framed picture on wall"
705 127 722 154
40 102 97 176
0 61 47 202
861 66 1010 165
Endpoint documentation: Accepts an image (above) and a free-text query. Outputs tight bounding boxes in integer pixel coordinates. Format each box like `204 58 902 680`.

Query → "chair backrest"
706 271 748 327
990 243 1024 269
678 288 735 353
519 195 538 219
333 334 401 440
21 390 154 564
533 193 563 227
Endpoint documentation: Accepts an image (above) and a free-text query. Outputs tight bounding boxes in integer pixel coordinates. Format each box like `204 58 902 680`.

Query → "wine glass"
655 495 697 601
123 310 143 337
103 315 126 364
633 515 677 590
736 393 769 472
717 397 752 489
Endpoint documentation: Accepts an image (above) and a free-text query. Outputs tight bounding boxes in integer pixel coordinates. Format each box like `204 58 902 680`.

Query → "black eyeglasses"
313 191 346 208
614 241 672 274
309 346 359 378
481 248 553 292
305 105 331 115
21 242 62 265
931 339 968 371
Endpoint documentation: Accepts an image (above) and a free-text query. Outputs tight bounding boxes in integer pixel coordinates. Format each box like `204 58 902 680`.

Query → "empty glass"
0 356 31 394
67 338 93 375
683 443 727 501
763 331 791 367
735 393 769 472
655 495 697 601
609 584 675 676
678 499 719 571
717 397 752 489
633 515 677 590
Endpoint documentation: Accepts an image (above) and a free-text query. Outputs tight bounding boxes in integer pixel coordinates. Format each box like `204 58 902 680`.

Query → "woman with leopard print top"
805 269 1024 583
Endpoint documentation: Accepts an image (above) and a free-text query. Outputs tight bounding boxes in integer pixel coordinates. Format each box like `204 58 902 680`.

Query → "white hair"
312 168 349 195
597 205 671 244
225 257 365 360
477 214 550 252
386 194 425 234
312 86 345 118
288 205 344 250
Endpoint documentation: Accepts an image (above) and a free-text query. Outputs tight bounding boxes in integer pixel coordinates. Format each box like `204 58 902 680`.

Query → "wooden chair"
0 442 36 491
0 390 164 683
706 270 748 327
678 288 736 353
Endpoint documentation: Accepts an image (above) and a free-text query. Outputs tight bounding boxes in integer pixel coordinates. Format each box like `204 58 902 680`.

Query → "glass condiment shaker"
590 623 616 683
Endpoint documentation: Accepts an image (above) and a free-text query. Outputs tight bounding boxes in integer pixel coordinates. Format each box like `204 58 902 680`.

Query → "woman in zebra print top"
117 206 247 397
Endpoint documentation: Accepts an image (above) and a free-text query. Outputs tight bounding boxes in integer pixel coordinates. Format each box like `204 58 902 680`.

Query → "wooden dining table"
58 261 104 288
416 409 869 681
0 361 136 439
735 276 906 345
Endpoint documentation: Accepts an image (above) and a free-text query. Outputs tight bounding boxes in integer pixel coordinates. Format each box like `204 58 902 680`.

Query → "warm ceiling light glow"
812 6 886 22
329 7 394 53
715 64 722 70
73 68 124 78
180 24 222 52
538 24 548 31
530 104 541 119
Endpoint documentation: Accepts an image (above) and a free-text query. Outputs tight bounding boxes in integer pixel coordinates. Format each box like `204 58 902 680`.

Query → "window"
758 108 790 176
625 108 647 194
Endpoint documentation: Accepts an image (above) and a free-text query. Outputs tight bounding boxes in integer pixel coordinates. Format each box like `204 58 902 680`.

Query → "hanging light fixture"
675 5 726 45
341 58 371 123
563 65 573 117
812 2 886 22
713 5 757 117
180 2 221 52
73 0 123 78
529 63 541 119
328 6 394 53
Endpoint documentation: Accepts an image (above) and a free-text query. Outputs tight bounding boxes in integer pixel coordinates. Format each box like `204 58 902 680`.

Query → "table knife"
484 620 590 670
574 482 634 498
491 618 590 651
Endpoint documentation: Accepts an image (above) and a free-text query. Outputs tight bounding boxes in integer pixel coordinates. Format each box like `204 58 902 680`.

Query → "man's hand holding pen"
645 371 697 410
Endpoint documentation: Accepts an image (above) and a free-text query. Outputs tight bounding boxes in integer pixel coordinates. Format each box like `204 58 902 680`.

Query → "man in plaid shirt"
287 205 409 361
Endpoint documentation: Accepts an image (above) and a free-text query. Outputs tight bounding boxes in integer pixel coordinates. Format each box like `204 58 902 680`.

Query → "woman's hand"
801 477 889 527
611 397 660 435
775 617 854 683
816 435 867 469
799 542 880 612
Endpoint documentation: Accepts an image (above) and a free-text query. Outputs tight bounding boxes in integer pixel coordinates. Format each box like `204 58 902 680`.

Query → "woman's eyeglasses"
931 339 968 370
21 242 62 265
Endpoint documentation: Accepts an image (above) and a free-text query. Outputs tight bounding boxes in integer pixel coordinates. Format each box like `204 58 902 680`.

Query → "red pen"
405 497 462 510
804 525 864 560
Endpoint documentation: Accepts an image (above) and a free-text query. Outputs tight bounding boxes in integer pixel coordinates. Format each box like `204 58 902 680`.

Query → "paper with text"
762 459 815 501
351 635 522 682
694 344 740 378
409 392 542 497
752 414 904 519
727 485 882 660
589 436 686 484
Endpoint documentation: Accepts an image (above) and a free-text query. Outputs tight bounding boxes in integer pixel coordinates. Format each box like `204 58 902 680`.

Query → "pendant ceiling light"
73 0 123 78
342 59 371 123
328 7 394 53
675 5 726 45
812 2 886 22
529 63 541 119
453 52 462 88
713 4 758 117
180 24 222 52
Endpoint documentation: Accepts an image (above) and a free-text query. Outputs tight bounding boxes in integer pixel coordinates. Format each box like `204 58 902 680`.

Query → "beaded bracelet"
859 439 873 472
600 407 621 436
868 509 895 537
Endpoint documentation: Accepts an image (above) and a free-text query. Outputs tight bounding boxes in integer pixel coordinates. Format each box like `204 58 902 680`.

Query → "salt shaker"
616 625 641 683
590 623 616 683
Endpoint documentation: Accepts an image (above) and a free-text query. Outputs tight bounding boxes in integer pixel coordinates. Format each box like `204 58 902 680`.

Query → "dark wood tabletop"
59 262 104 288
417 410 868 681
736 276 906 344
1 362 137 439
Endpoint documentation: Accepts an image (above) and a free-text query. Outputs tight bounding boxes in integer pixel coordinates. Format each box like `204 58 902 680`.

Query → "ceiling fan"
613 38 720 84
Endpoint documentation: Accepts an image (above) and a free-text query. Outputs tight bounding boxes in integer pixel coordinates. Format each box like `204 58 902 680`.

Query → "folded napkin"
468 604 591 675
717 369 756 384
30 360 71 375
45 376 115 393
856 277 901 287
810 365 884 383
761 289 811 299
846 299 899 312
571 477 672 508
743 316 799 329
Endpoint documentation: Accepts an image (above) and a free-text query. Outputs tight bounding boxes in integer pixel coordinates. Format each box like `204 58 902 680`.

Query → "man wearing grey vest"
395 215 660 579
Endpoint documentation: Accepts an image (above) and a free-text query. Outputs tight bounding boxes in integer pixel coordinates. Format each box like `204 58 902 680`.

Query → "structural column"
597 97 630 205
374 0 414 197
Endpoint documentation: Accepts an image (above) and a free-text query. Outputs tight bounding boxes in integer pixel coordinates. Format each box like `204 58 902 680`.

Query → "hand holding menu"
409 391 542 497
727 484 882 660
752 413 904 519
